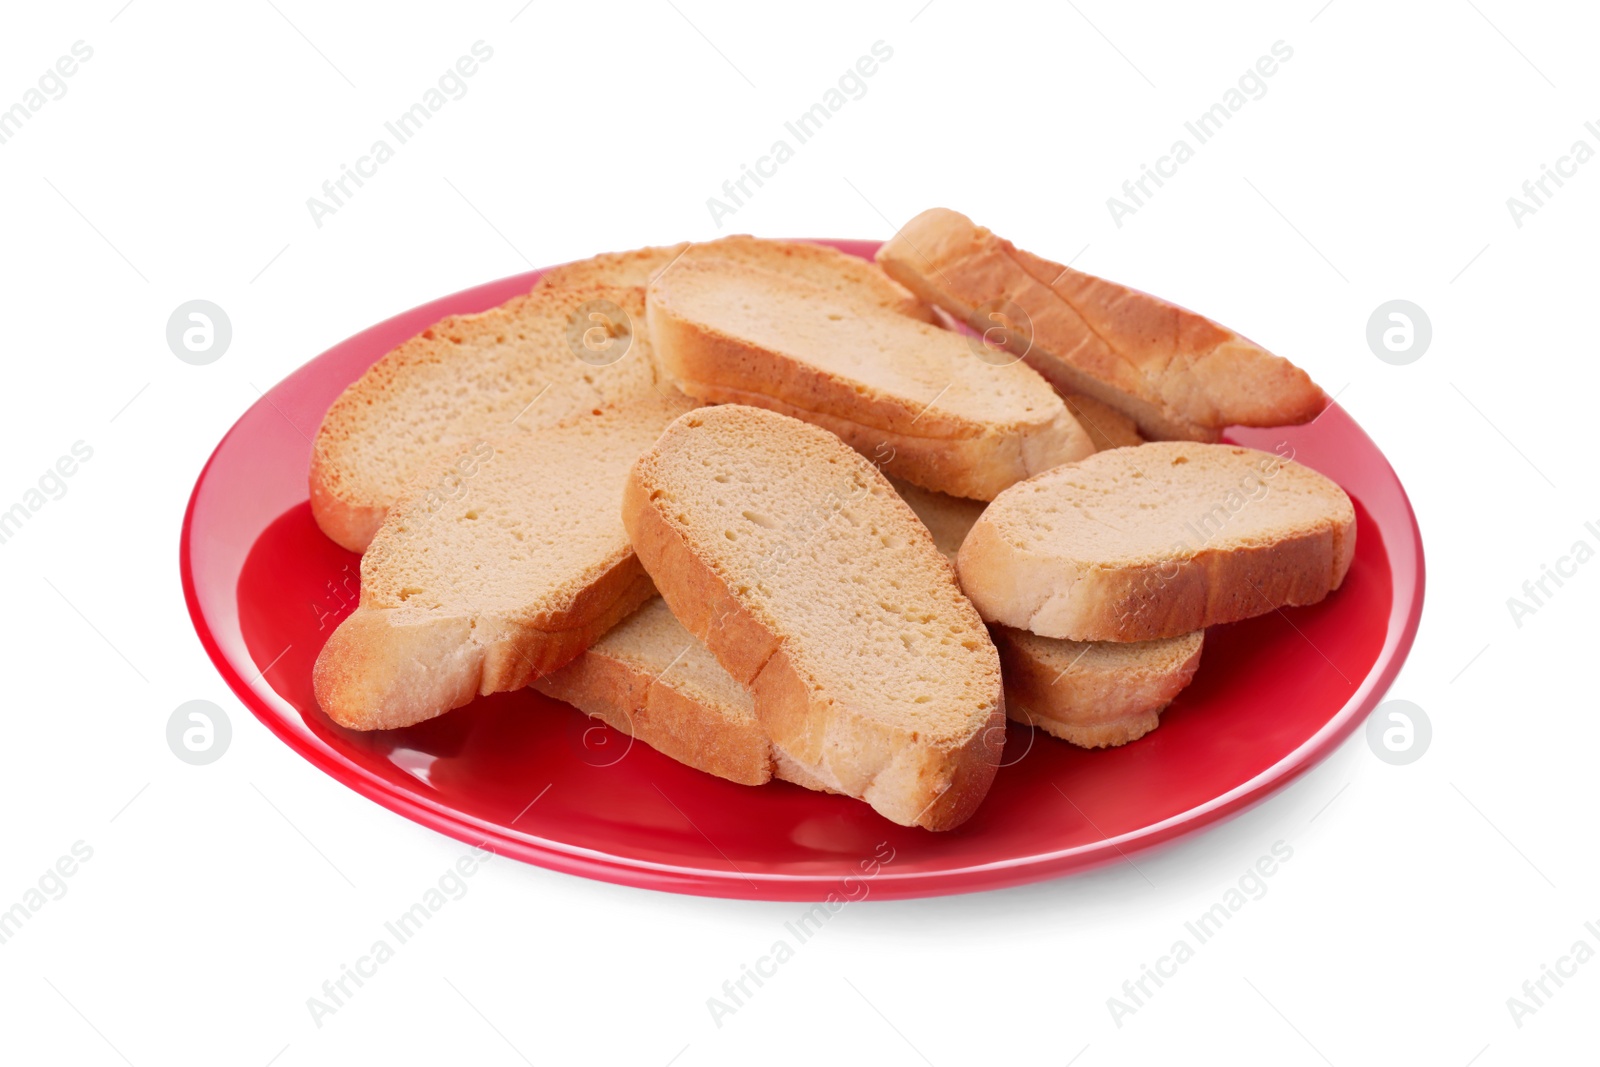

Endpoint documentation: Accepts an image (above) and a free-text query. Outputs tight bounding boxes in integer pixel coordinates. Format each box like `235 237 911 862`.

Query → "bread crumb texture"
638 405 1000 744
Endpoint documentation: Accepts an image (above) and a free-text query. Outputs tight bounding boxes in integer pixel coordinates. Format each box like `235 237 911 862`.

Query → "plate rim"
179 247 1426 901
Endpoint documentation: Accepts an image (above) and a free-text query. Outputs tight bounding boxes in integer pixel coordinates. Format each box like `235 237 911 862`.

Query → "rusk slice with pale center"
530 595 846 794
958 441 1356 642
532 597 782 787
876 208 1325 442
622 404 1004 830
995 628 1203 748
646 257 1093 500
313 398 690 730
536 234 930 320
309 284 661 552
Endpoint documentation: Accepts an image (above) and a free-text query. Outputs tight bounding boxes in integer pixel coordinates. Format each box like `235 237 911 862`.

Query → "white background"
1 1 1595 1063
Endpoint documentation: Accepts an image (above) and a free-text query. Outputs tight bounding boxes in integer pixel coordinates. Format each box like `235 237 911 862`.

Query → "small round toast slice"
622 404 1005 830
958 441 1356 642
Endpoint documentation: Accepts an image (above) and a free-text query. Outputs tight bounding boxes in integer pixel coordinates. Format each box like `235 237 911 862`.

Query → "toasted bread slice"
313 398 690 730
876 208 1325 441
647 258 1094 499
536 235 930 320
958 442 1356 642
309 284 662 552
1060 391 1143 451
622 404 1004 830
531 598 836 791
890 475 1203 747
533 243 690 290
532 597 783 786
996 628 1203 748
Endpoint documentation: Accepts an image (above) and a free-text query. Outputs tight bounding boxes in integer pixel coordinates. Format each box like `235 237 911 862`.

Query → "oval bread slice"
877 208 1325 441
309 284 662 552
536 235 931 321
532 598 781 786
313 398 690 730
646 257 1094 500
958 442 1356 641
996 628 1203 748
622 404 1005 830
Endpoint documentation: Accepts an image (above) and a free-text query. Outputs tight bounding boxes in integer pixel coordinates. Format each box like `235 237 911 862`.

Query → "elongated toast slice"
876 208 1325 441
313 398 690 730
890 476 1204 748
622 404 1005 830
996 628 1203 748
531 597 778 785
531 596 845 793
647 258 1094 499
958 442 1356 642
536 235 931 320
535 484 972 788
310 284 662 552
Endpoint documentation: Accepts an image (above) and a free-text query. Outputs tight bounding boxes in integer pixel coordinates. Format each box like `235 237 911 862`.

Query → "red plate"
181 240 1424 900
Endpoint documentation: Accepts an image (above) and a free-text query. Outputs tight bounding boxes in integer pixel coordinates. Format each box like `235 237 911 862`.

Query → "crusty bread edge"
878 209 1328 441
959 481 1356 642
532 636 778 787
996 628 1203 748
646 285 1093 499
313 559 655 731
620 416 1003 830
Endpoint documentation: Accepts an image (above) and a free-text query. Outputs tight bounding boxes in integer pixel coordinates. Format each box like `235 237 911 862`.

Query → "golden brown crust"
957 443 1356 642
666 375 1059 502
312 399 690 731
532 621 779 787
678 235 933 321
621 407 1004 831
646 259 1093 500
535 235 932 320
308 447 388 554
995 628 1203 748
314 567 655 731
877 208 1326 441
308 285 661 553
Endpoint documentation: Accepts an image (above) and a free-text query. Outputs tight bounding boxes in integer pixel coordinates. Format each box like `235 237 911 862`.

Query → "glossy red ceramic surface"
180 240 1425 900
